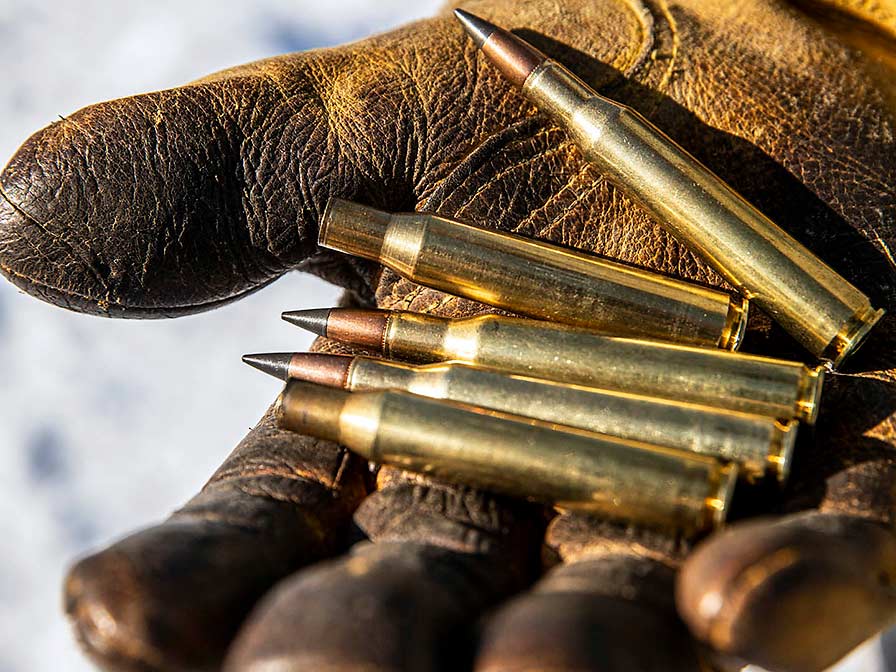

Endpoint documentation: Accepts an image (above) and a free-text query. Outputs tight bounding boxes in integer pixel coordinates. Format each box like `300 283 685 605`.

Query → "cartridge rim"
767 420 799 484
718 296 749 351
795 365 825 425
823 305 884 369
707 462 738 530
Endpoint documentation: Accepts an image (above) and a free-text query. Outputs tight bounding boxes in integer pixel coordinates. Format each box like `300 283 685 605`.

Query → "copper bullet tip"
283 308 391 353
454 9 546 88
282 308 332 337
453 9 497 48
244 351 356 388
287 352 355 389
242 352 294 380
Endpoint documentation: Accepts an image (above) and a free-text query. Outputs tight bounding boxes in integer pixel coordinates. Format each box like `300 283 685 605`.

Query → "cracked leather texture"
2 0 896 671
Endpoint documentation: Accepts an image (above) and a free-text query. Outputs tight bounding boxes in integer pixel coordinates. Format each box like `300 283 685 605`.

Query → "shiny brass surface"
521 59 883 366
342 356 796 481
368 310 824 424
277 380 738 534
319 197 747 349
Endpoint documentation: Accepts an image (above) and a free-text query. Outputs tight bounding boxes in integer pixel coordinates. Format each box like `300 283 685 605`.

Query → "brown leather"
63 405 369 672
678 512 896 672
807 0 896 37
475 556 700 672
1 0 895 671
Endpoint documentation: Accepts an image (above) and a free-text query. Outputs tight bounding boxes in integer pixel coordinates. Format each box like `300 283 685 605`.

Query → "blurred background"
0 1 887 670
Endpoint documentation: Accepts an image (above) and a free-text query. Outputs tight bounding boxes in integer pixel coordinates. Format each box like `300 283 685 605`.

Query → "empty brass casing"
522 61 882 366
356 310 823 424
341 356 796 481
277 380 737 535
319 198 747 349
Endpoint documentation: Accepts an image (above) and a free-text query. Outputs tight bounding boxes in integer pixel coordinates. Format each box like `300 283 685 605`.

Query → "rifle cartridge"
319 197 747 350
455 10 882 366
250 352 796 481
276 380 738 534
282 308 824 424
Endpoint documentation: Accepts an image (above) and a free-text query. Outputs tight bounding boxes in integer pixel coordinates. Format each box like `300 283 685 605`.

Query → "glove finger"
223 469 544 671
677 511 896 672
474 560 699 672
64 405 369 672
472 514 701 672
0 16 475 316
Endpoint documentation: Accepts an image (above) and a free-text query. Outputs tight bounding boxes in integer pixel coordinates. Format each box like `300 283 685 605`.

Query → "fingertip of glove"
62 518 261 672
475 558 700 672
676 512 896 671
0 144 108 315
0 93 296 318
0 123 156 317
64 549 170 672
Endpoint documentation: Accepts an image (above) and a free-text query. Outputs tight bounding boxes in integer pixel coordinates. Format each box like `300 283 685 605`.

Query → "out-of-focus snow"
0 1 887 671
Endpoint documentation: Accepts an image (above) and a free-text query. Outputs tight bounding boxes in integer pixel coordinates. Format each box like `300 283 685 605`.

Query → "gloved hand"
2 1 895 670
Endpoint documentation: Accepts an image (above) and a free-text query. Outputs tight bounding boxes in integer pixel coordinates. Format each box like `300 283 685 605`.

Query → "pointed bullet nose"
454 8 498 48
453 10 545 88
282 308 331 336
242 353 294 380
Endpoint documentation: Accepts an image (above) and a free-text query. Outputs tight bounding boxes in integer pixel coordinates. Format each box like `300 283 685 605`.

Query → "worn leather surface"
2 0 896 670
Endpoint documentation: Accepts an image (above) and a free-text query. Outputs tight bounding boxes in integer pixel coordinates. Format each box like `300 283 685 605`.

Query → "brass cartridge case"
277 380 738 534
319 198 747 349
291 354 796 481
311 308 824 424
521 60 882 366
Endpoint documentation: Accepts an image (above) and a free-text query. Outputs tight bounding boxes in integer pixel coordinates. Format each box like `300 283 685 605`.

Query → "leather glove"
2 0 895 670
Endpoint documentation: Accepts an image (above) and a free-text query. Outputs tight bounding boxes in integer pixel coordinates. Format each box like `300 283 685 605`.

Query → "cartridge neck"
387 312 541 366
320 198 429 278
385 311 453 361
319 198 391 262
277 380 350 443
350 357 418 392
277 379 385 456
